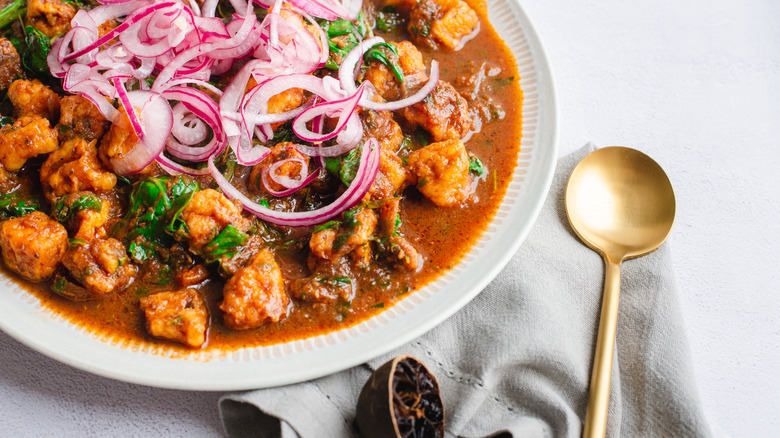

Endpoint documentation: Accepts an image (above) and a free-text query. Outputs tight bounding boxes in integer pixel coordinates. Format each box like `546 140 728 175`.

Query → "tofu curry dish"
0 0 521 351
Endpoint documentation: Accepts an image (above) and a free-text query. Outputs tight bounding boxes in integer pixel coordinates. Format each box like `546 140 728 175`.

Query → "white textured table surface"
1 1 778 436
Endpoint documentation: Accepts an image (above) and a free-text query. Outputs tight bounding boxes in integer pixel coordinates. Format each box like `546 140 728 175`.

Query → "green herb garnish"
468 155 486 176
312 220 341 233
0 194 38 219
363 43 404 82
202 225 249 263
22 26 52 77
53 193 101 223
323 146 361 186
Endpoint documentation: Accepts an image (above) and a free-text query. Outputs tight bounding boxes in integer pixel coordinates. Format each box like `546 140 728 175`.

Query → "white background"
519 1 780 436
1 0 778 436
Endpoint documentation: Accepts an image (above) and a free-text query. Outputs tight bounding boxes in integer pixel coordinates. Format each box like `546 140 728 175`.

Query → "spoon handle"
583 257 622 438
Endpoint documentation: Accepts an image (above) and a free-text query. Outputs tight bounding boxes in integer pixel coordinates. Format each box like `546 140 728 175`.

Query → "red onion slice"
265 156 309 189
113 79 145 140
162 87 226 162
260 155 322 197
210 138 380 226
360 61 440 112
64 2 180 63
111 91 174 175
156 154 211 176
292 83 364 143
253 0 362 20
339 37 441 111
262 168 321 197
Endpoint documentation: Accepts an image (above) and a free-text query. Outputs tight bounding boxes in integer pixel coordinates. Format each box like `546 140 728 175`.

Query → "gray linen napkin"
219 144 712 438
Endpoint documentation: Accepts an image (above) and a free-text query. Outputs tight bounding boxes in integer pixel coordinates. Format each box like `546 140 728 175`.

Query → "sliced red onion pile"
48 0 440 226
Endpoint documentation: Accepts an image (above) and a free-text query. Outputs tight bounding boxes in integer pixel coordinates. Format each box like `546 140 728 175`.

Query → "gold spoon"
565 147 676 438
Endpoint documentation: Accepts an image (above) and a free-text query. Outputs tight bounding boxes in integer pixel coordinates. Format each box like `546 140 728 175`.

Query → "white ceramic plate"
0 0 557 390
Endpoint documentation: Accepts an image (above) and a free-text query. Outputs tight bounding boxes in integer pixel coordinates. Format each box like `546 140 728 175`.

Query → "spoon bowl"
565 146 676 438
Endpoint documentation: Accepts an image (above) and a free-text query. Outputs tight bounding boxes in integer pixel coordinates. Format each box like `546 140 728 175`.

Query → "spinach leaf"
323 147 361 186
202 225 249 263
124 176 199 245
312 220 341 234
0 193 38 218
52 193 101 222
332 206 362 252
128 240 157 263
339 147 360 185
341 205 362 229
169 176 200 200
165 189 196 238
320 12 369 70
468 155 486 176
22 26 51 77
363 43 403 82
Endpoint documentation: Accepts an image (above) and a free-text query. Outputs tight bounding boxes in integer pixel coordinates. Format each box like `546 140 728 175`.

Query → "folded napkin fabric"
220 144 713 438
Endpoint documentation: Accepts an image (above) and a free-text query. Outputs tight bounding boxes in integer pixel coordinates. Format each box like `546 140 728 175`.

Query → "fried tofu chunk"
140 288 208 348
363 41 429 102
220 249 289 330
179 189 251 253
409 0 479 50
429 0 479 49
362 110 404 153
383 235 422 271
407 139 471 207
54 192 111 241
8 79 60 122
362 111 410 199
309 208 377 262
0 38 23 91
268 87 305 116
403 81 471 141
26 0 76 39
0 115 59 171
62 238 136 299
57 95 109 143
40 138 117 201
371 151 409 200
0 211 67 282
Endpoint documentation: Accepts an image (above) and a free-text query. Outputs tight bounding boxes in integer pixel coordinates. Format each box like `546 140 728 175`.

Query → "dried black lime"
355 355 445 438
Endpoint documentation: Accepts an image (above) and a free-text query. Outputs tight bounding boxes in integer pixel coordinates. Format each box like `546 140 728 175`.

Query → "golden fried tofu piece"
40 138 117 201
409 0 479 50
57 95 109 143
220 249 289 330
62 238 136 299
0 211 67 282
407 139 471 207
0 115 59 171
26 0 76 39
403 81 471 141
8 79 60 122
309 208 377 262
140 288 208 348
179 189 251 253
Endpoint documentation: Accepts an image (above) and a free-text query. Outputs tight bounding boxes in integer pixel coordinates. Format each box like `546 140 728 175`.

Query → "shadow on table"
0 331 224 436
